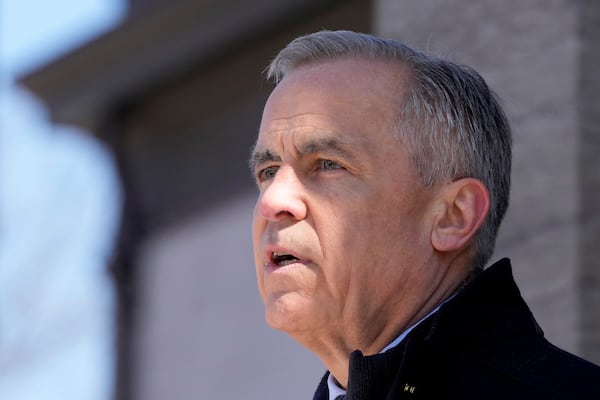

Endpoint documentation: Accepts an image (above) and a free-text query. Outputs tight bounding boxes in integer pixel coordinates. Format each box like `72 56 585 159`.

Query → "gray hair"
266 30 512 270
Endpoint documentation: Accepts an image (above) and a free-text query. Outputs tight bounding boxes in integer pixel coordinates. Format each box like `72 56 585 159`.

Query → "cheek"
252 203 267 299
252 203 265 247
335 192 427 266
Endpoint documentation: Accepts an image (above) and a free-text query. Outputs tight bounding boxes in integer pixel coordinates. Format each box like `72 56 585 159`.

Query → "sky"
0 0 126 398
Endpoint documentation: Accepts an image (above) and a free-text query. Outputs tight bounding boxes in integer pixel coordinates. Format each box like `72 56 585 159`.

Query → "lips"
272 251 300 266
265 246 307 269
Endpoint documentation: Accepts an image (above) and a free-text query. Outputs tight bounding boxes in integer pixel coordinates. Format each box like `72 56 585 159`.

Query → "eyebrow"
249 136 359 172
298 137 358 160
249 148 281 172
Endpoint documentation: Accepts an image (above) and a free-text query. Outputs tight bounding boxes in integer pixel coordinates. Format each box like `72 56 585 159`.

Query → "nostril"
275 210 294 218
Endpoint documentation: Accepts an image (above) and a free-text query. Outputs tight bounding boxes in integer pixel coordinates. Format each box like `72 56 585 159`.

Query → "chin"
264 295 314 334
265 310 299 333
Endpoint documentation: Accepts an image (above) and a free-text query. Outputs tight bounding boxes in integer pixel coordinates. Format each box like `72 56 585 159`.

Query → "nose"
256 167 307 221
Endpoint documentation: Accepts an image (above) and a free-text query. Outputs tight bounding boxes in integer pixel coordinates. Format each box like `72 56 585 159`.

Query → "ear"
430 178 490 253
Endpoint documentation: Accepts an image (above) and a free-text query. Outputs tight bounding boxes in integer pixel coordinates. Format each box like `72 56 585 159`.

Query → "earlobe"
431 178 490 253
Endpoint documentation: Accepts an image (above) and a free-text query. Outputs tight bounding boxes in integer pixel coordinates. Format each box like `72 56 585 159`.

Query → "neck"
293 254 474 389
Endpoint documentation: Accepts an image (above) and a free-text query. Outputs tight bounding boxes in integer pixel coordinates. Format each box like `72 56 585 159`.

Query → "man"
249 30 600 399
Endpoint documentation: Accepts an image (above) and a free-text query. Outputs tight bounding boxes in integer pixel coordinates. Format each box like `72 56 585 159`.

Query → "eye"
256 165 279 182
318 159 342 171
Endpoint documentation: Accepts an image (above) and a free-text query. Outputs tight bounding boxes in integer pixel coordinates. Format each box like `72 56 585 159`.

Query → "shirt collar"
326 373 346 400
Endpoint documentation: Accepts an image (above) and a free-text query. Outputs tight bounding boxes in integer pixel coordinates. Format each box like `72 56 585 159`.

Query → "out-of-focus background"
1 0 599 399
0 1 123 399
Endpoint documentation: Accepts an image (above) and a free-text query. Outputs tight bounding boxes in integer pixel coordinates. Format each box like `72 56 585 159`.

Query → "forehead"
256 58 407 150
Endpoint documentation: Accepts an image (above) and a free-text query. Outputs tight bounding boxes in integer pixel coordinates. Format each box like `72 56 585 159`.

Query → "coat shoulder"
424 336 600 400
466 335 600 399
504 336 600 398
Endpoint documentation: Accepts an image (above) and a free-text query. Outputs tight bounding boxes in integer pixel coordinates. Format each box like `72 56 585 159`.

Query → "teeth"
272 251 299 265
278 258 297 266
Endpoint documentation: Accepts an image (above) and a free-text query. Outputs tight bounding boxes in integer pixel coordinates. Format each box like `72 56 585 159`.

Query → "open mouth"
271 252 300 267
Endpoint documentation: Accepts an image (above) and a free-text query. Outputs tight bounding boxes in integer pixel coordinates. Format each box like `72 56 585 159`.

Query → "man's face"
251 59 439 347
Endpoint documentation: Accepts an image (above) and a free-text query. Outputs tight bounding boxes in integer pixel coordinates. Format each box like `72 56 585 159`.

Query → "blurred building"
20 0 600 399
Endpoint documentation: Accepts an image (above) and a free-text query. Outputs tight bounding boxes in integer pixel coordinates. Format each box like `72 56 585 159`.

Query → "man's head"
249 31 511 354
265 30 512 270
